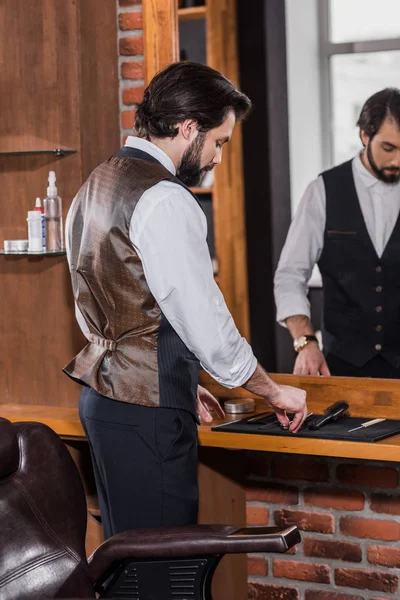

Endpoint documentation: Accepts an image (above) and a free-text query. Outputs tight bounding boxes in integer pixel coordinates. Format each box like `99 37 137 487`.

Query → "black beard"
367 143 400 184
177 132 206 187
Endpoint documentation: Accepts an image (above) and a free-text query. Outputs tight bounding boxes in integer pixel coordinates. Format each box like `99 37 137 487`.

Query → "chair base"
98 554 222 600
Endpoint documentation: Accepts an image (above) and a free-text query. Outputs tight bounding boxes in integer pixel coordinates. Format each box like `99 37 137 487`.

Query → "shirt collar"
124 136 176 175
353 152 379 189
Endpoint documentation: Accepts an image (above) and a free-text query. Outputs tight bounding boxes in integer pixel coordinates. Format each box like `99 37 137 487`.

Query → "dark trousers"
79 386 199 539
326 353 400 379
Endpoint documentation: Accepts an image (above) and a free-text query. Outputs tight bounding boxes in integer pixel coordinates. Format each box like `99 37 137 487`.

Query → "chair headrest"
0 418 19 478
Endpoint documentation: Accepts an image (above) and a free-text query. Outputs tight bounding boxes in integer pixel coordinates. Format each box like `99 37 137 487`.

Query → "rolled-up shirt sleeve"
131 184 257 388
274 176 326 327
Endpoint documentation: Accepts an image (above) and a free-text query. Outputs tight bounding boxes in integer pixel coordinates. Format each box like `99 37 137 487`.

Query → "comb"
308 401 349 430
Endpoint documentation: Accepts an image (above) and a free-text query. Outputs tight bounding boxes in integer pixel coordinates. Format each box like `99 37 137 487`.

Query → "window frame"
318 0 400 167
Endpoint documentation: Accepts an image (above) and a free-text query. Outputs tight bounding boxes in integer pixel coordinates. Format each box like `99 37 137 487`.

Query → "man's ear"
360 129 369 148
177 119 199 142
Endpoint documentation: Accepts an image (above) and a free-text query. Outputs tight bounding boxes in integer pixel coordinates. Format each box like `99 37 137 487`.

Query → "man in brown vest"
64 61 307 538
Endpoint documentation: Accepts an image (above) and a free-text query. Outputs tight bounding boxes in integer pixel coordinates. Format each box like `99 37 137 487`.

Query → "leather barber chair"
0 417 300 599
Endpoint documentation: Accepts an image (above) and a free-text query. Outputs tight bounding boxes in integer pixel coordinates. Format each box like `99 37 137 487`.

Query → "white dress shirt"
274 153 400 326
66 136 257 388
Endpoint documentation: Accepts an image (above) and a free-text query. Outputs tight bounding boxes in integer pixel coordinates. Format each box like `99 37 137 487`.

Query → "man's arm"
132 183 307 428
242 363 307 433
274 177 329 376
286 315 330 376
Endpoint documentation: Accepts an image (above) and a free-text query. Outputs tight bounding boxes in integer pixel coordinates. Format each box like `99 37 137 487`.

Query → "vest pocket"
326 230 358 240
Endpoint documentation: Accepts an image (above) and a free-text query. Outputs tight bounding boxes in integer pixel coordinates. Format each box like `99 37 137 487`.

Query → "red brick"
368 544 400 568
274 509 334 534
121 110 136 130
248 555 267 576
121 61 144 80
248 582 300 600
122 86 145 105
246 483 298 505
273 559 331 584
337 464 398 489
304 487 364 511
335 567 398 593
370 493 400 515
305 591 364 600
119 0 141 5
340 516 400 541
246 505 269 525
303 538 362 562
119 11 142 30
119 36 144 56
271 457 329 482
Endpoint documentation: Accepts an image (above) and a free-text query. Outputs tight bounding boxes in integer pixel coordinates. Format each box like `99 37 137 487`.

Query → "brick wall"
245 452 400 599
117 0 144 145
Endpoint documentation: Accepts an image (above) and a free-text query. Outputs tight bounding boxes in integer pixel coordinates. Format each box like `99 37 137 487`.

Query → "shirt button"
376 266 382 272
375 306 383 313
376 325 382 332
375 286 383 292
375 344 382 351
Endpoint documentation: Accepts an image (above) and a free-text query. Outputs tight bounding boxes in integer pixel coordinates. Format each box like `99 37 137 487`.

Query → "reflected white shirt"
274 153 400 326
66 136 256 388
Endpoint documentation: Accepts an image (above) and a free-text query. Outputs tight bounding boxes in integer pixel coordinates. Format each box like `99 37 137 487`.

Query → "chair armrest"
89 524 300 582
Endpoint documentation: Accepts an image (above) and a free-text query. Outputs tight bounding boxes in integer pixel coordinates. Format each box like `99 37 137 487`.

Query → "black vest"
318 160 400 368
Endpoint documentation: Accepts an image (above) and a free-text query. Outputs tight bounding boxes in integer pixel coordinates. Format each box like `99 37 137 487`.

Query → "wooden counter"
2 372 400 462
2 401 400 462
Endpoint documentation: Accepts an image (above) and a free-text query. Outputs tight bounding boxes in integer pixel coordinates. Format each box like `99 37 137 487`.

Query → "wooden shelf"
178 6 206 21
0 250 66 257
0 149 77 157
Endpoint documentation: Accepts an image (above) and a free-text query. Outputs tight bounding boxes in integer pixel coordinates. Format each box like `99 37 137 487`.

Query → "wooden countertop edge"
1 403 400 462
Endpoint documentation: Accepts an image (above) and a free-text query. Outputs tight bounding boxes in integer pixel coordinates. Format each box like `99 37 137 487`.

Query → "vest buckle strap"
90 334 117 352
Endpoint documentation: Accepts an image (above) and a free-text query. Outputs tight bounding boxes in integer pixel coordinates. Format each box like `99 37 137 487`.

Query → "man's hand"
266 384 308 433
293 343 330 376
196 385 225 424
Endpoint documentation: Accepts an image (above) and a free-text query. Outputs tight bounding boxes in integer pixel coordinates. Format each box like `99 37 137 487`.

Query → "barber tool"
261 412 315 432
246 412 278 424
348 418 386 433
308 401 349 430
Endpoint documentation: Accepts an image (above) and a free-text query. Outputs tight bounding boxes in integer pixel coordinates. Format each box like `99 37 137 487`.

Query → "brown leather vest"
63 151 199 412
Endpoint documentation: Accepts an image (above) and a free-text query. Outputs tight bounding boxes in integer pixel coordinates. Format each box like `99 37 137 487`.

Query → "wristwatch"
293 334 318 353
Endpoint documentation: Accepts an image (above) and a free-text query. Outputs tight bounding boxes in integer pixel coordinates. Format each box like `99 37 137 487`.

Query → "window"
321 0 400 166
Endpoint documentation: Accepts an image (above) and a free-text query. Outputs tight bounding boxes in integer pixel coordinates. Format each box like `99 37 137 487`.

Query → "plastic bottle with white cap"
27 211 43 252
43 171 63 251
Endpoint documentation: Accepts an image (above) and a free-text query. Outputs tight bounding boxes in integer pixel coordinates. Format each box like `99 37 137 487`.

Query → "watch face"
294 335 307 351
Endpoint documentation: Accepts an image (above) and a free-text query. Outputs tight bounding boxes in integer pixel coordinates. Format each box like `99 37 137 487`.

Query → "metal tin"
224 398 256 414
4 239 29 252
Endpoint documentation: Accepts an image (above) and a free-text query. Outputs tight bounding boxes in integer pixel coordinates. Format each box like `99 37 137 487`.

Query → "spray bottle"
43 171 63 251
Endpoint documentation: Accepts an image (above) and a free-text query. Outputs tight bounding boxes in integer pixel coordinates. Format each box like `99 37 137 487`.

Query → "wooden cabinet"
143 0 250 340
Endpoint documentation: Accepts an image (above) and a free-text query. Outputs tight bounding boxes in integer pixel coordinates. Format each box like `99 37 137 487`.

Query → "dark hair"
357 87 400 140
135 61 252 139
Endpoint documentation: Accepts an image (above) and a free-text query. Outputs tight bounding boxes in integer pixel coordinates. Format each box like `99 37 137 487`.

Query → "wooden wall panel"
143 0 179 83
0 0 119 407
77 0 120 179
206 0 250 339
